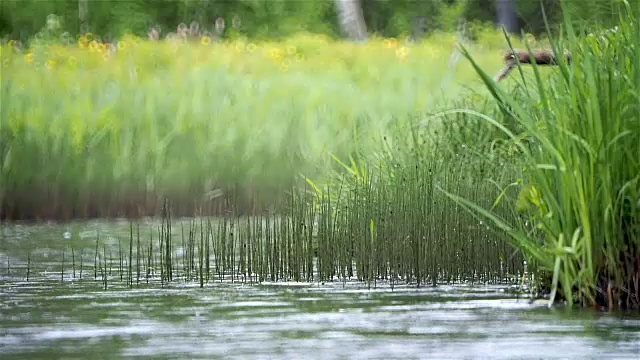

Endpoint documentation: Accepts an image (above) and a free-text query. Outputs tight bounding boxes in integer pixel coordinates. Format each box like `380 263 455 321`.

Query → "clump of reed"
447 0 640 310
5 190 527 291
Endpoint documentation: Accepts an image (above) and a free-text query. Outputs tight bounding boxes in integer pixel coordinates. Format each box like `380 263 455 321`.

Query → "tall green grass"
0 31 540 220
445 0 640 310
304 145 525 287
1 25 564 294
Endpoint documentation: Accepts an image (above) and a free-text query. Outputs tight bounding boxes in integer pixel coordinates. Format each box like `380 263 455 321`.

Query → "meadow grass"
1 30 544 220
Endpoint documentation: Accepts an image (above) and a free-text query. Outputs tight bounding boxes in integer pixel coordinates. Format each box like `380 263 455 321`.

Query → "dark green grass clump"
2 188 529 292
449 1 640 310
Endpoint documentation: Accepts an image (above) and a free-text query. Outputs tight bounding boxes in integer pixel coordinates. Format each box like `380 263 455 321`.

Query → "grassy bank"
1 30 543 220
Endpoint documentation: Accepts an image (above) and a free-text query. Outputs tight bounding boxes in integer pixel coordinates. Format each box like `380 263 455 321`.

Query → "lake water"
1 221 640 359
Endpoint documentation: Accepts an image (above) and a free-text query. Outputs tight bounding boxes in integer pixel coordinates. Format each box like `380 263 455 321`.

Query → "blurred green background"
0 0 627 43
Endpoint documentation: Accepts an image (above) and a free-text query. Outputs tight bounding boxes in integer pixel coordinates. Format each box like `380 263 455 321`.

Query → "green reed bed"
303 112 529 287
2 177 529 291
447 1 640 310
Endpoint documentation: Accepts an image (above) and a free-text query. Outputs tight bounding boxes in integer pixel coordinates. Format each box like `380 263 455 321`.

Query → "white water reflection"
1 280 639 360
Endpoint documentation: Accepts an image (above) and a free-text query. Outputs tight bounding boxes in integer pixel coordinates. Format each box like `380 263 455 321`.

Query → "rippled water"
1 279 639 359
1 221 640 359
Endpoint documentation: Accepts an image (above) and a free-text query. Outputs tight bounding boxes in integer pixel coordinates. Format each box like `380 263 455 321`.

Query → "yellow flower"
268 48 282 61
200 36 211 45
395 46 410 60
45 59 56 71
295 53 305 62
89 40 100 52
384 38 398 49
286 45 296 55
78 35 89 48
247 43 257 53
67 56 77 67
24 52 34 64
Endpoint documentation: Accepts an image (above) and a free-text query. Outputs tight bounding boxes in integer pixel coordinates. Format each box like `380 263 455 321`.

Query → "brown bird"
494 49 572 82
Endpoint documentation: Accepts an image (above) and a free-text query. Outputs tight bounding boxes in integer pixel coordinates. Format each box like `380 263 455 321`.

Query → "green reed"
60 250 64 282
94 231 99 280
3 191 527 295
136 224 141 285
26 251 30 281
72 248 75 279
79 249 84 279
448 0 640 309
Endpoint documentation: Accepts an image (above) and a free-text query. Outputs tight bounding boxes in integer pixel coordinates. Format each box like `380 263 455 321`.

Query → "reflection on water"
1 280 639 360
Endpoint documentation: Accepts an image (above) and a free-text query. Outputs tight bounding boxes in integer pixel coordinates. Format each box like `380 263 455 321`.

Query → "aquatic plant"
2 194 528 292
447 0 640 310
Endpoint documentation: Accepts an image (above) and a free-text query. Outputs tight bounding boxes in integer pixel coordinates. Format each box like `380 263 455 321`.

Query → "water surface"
2 279 640 359
1 221 639 359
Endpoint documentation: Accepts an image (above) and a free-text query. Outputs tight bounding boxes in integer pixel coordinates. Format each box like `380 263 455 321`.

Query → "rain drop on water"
63 231 71 240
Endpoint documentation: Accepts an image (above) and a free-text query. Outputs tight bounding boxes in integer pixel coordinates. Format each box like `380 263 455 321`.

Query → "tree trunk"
334 0 368 41
410 16 427 42
78 0 89 34
496 0 518 34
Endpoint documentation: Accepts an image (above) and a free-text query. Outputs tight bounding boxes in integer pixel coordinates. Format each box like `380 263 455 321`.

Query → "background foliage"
0 0 630 43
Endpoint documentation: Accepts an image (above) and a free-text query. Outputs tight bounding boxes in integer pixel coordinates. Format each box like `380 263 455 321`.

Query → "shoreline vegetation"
0 25 537 221
1 201 528 294
1 2 639 312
